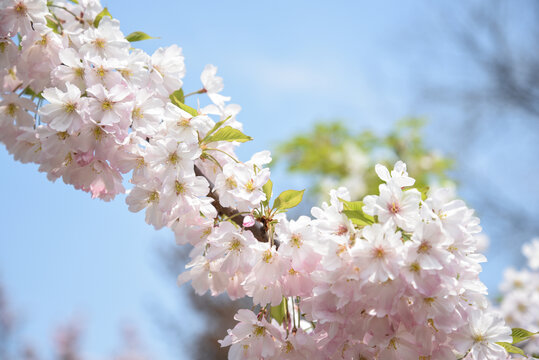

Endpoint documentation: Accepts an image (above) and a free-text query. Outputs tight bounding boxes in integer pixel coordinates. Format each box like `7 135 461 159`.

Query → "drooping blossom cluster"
213 165 514 359
498 239 539 356
0 1 524 359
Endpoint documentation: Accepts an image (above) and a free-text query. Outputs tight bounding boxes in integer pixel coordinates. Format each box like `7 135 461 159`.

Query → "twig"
194 165 269 243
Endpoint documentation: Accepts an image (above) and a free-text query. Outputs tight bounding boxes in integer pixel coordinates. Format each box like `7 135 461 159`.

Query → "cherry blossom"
0 1 524 359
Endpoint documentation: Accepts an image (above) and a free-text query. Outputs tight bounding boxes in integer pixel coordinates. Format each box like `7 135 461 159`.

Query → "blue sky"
1 1 537 358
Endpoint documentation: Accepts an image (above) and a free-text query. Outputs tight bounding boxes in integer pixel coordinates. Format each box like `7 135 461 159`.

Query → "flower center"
335 224 348 236
14 2 27 15
225 177 237 189
262 249 273 263
373 247 385 259
388 201 400 214
147 191 159 204
120 69 133 79
245 179 255 192
417 241 431 254
168 152 179 165
7 103 17 117
57 132 69 140
253 325 265 337
423 297 435 305
96 66 107 78
409 262 420 273
93 126 104 141
75 67 85 79
132 107 143 120
64 102 76 114
228 238 242 252
94 38 106 49
101 100 113 111
178 118 190 127
175 180 185 195
472 334 485 343
291 233 302 248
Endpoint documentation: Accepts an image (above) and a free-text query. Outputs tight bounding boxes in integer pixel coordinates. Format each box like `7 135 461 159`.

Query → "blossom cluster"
498 239 539 356
215 165 515 359
0 1 524 359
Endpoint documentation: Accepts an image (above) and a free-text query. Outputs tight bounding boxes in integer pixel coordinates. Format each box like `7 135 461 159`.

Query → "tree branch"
194 165 269 243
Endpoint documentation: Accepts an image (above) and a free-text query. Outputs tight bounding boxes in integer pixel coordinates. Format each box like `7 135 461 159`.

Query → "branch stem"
194 165 269 243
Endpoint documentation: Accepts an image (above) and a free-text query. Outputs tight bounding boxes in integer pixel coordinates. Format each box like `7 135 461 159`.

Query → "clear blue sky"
1 1 537 358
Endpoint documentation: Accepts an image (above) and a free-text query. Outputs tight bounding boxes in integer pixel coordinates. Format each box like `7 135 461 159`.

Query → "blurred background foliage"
273 118 454 202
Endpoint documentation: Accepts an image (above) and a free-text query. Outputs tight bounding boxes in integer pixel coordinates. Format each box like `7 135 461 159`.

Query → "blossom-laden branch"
0 1 531 359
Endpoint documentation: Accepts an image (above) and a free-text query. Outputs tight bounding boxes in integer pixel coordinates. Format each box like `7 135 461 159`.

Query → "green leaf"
201 117 230 143
417 186 430 201
170 88 185 105
512 328 538 344
69 0 79 3
204 126 252 144
273 190 304 211
270 298 286 325
340 199 374 226
125 31 159 42
169 92 198 117
22 87 43 100
46 17 60 34
93 7 111 28
496 342 525 356
262 179 273 206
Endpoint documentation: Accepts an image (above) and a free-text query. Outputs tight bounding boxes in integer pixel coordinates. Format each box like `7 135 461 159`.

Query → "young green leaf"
204 126 252 144
93 7 112 27
262 179 273 206
340 199 374 226
69 0 79 3
201 117 230 143
22 87 43 100
270 298 287 325
170 88 185 105
46 17 60 34
511 328 538 344
169 92 198 117
125 31 159 42
273 190 304 211
496 342 525 356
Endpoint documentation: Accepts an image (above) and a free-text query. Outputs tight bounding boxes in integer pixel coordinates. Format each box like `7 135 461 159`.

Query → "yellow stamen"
262 249 273 263
228 238 242 252
290 234 302 248
93 38 106 49
6 103 17 117
75 67 84 79
253 325 265 337
417 241 431 254
96 66 107 78
225 177 237 189
178 118 190 127
132 107 143 120
64 102 76 114
168 152 179 165
57 131 69 140
93 126 104 141
14 2 27 15
409 262 420 272
175 180 185 195
147 191 159 204
245 179 255 192
101 100 113 111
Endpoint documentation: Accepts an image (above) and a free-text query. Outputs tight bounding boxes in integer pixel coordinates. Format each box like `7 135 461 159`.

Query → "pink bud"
243 215 255 228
